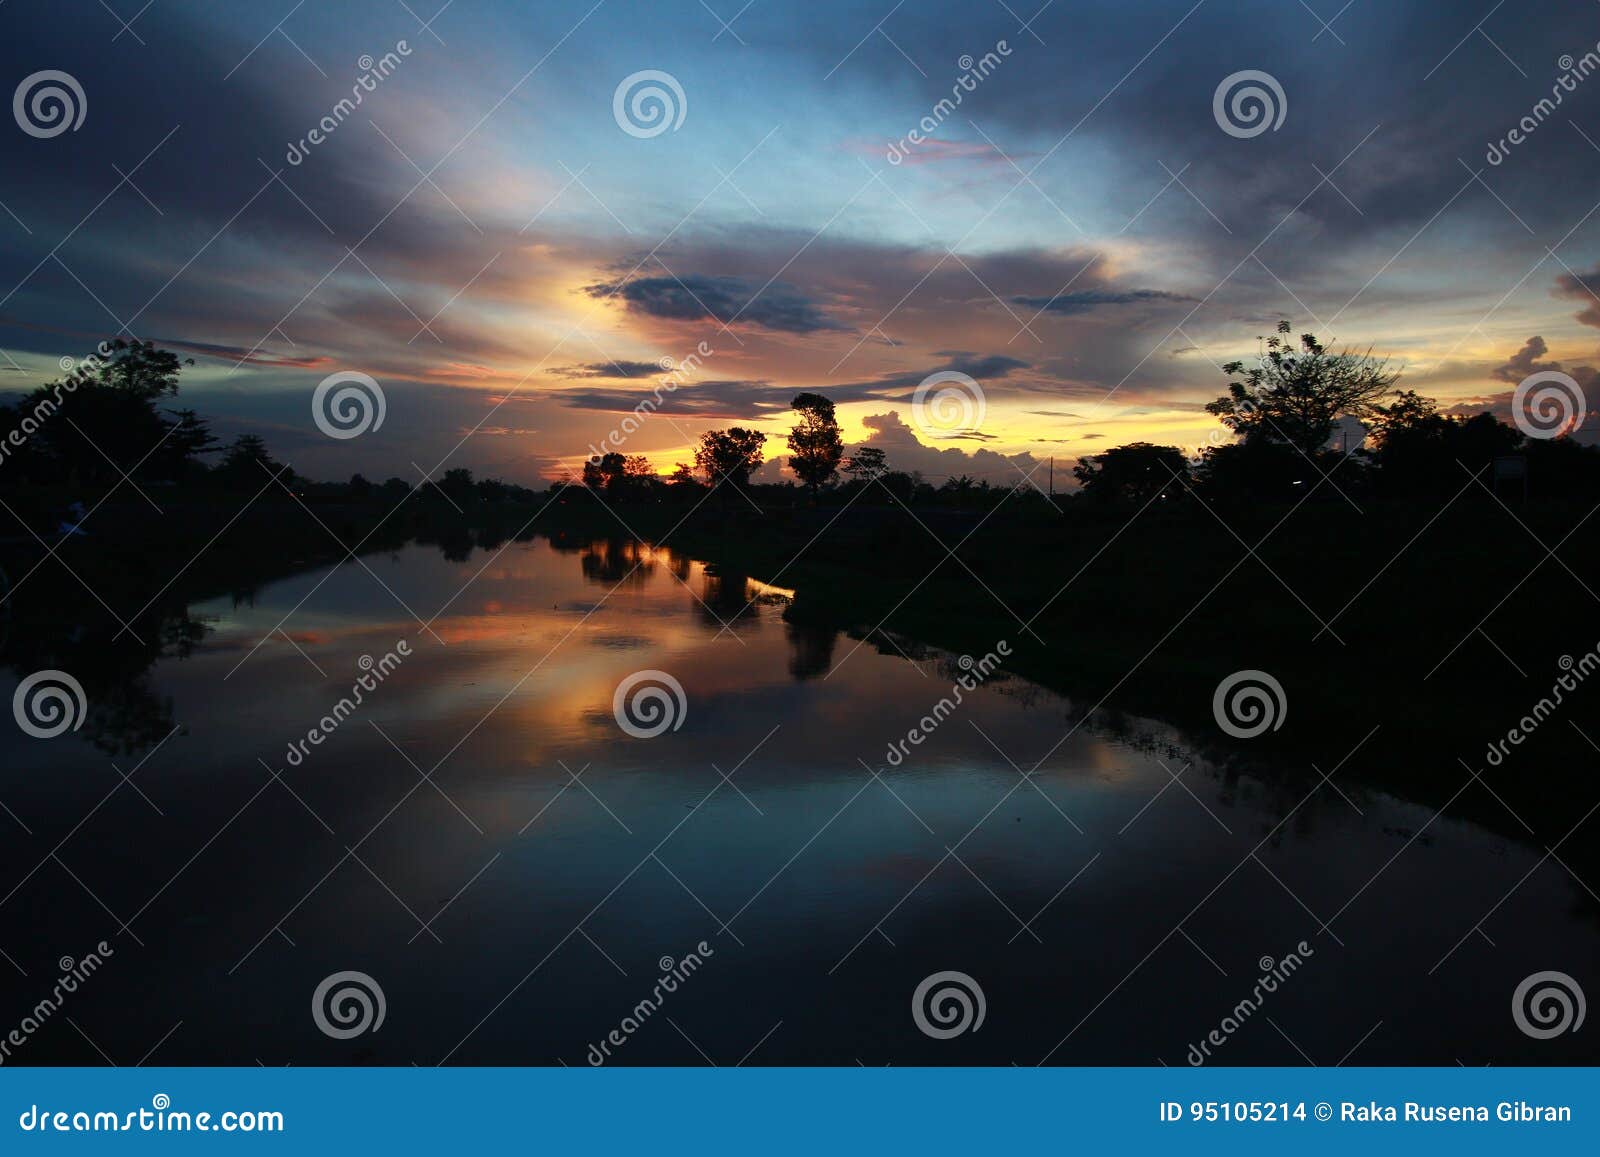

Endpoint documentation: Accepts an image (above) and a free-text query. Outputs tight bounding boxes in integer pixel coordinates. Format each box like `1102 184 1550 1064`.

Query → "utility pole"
1049 456 1053 498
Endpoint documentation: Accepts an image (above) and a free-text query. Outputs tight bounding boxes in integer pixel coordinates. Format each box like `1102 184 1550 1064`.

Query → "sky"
4 0 1600 486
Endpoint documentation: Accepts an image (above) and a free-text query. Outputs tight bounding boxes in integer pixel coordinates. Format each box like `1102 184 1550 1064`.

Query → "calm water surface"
1 537 1595 1064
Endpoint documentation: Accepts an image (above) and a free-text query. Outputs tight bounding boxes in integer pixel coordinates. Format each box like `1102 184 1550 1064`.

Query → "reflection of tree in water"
543 530 589 555
0 553 201 755
431 525 477 563
1062 702 1385 843
698 565 761 632
580 538 657 588
840 624 1372 842
785 621 839 680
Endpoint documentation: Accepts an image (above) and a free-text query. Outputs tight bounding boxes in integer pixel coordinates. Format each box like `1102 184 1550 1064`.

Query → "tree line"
5 326 1599 516
0 340 543 507
1073 322 1600 507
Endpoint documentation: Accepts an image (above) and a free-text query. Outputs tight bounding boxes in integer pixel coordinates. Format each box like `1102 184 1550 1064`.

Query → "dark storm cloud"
0 0 543 376
0 4 403 249
583 275 847 333
775 0 1600 293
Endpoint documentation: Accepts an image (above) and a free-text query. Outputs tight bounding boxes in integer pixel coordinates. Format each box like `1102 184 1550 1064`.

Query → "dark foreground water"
1 537 1594 1065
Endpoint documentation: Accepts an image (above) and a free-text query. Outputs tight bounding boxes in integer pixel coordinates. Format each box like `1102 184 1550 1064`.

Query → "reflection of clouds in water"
4 532 1594 1064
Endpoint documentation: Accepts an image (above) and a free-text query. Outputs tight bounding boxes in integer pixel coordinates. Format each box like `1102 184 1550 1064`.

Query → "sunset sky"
4 0 1600 485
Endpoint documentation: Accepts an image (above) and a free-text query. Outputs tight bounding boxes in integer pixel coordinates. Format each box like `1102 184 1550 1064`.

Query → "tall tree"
1206 321 1399 457
16 340 196 487
787 392 843 498
80 338 189 400
694 428 766 500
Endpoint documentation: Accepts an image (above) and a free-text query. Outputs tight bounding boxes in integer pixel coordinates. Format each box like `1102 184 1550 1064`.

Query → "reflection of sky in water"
0 538 1595 1065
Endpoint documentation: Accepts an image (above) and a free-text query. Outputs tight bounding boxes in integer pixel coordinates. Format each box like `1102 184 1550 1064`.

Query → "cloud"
436 362 499 379
8 0 1600 488
928 352 1030 378
0 320 331 369
1010 289 1195 315
550 352 1038 422
553 380 787 420
585 275 846 333
852 410 1043 484
1554 266 1600 330
1486 336 1596 391
553 360 667 379
156 339 333 369
882 139 1034 165
1490 336 1560 384
1442 338 1600 444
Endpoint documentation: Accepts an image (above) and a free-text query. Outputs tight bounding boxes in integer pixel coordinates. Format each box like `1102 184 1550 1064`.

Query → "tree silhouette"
1367 390 1523 497
667 462 702 492
155 408 219 482
694 427 766 500
4 339 196 487
1073 442 1190 505
428 467 474 505
1207 321 1399 457
214 434 285 489
787 392 843 498
843 446 888 481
